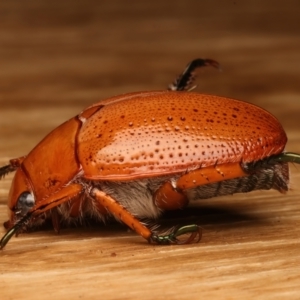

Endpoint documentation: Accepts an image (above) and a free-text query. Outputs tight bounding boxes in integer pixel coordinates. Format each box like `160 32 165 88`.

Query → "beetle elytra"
1 58 300 249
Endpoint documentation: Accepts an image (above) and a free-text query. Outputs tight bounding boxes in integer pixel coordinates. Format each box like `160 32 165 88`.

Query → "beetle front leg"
152 162 249 244
91 188 201 245
0 184 84 249
0 156 26 179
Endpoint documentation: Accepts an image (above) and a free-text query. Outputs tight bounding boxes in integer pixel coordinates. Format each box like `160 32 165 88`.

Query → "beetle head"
4 117 82 231
4 168 35 230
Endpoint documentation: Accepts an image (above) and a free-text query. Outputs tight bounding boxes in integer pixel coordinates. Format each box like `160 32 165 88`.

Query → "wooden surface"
1 1 300 299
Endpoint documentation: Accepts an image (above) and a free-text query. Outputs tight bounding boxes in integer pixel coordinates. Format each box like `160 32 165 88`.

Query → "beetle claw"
149 224 202 245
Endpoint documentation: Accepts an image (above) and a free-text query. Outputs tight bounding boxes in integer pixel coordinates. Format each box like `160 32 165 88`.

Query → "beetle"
1 58 300 249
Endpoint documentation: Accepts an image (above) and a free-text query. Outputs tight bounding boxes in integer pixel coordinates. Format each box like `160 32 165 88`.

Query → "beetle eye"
15 192 35 216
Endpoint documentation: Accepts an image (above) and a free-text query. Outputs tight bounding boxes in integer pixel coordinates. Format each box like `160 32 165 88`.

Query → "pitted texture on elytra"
77 91 287 180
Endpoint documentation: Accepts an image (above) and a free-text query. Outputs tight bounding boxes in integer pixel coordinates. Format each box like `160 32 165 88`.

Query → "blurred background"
0 0 299 158
1 2 300 299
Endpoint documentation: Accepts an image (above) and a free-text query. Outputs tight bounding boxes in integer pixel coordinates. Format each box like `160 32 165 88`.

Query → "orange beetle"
1 58 300 249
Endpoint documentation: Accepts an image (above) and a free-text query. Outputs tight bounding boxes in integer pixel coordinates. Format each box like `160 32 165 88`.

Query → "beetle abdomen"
78 91 287 180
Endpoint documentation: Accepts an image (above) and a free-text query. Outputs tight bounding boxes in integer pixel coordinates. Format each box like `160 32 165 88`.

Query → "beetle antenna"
0 213 32 249
0 164 17 180
272 152 300 164
168 58 221 91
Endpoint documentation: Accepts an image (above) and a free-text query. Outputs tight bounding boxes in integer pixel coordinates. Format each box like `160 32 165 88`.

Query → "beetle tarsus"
0 164 17 180
149 224 202 245
272 152 300 164
168 58 220 91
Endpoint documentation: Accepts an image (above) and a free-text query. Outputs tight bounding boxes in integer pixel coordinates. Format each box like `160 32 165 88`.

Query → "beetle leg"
149 224 202 245
0 165 15 179
176 162 248 190
0 184 85 249
27 184 83 235
151 162 247 245
272 152 300 164
0 156 25 179
154 181 189 210
91 188 201 244
154 163 248 210
31 184 83 215
69 193 85 218
50 207 61 233
91 188 152 240
168 58 220 91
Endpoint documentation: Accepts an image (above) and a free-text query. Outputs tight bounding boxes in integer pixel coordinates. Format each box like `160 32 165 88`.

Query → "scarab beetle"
1 58 300 249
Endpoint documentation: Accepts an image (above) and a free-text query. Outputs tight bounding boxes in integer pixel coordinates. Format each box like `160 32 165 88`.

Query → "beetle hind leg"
153 181 202 244
168 58 220 91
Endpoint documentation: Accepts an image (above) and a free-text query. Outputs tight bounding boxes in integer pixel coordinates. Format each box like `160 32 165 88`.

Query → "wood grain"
1 1 300 299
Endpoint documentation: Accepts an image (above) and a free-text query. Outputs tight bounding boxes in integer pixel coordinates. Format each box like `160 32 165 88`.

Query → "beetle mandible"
1 58 300 249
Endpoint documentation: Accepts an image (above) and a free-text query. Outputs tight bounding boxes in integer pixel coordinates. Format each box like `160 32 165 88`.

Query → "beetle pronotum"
1 58 300 249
